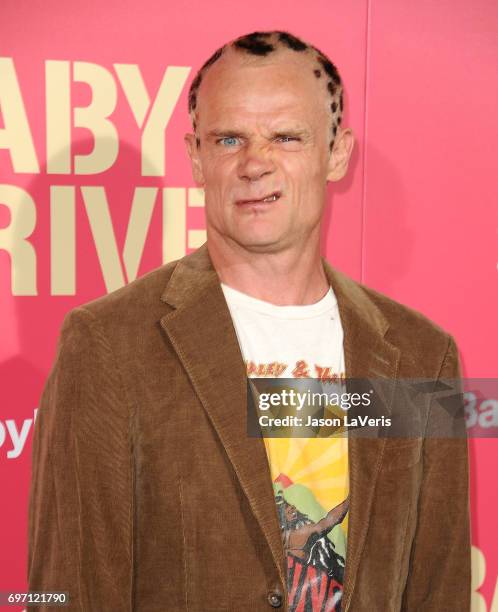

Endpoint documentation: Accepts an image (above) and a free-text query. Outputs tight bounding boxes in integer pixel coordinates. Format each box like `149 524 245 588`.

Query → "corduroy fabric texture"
28 243 471 611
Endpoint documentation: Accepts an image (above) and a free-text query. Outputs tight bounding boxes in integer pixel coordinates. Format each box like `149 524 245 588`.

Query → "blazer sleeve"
28 307 133 612
401 335 471 611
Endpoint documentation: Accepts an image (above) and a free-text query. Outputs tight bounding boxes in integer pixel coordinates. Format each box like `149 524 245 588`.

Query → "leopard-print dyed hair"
188 31 344 151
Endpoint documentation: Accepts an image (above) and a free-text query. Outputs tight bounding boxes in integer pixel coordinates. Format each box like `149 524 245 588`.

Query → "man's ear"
327 127 355 182
184 132 205 186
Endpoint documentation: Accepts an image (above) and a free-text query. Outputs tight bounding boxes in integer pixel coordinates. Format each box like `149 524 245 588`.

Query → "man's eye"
218 136 241 147
277 135 299 143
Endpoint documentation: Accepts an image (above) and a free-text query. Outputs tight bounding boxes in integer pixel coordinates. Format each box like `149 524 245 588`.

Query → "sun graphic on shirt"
263 435 349 533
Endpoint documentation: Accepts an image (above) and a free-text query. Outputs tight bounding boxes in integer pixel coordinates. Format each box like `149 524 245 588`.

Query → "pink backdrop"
1 1 496 608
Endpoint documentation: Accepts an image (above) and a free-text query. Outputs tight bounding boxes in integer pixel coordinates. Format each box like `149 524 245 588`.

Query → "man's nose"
237 143 276 182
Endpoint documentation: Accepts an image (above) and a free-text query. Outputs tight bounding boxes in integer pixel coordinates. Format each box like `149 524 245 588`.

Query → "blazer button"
267 591 283 608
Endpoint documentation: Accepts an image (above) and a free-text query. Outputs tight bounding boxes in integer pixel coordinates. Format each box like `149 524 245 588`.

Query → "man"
29 31 471 611
276 494 350 586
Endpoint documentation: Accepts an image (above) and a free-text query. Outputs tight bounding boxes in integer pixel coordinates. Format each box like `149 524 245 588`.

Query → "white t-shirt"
221 283 345 380
221 282 349 612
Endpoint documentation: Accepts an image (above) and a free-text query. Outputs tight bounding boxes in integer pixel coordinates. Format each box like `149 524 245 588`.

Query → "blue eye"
219 136 240 147
277 135 298 143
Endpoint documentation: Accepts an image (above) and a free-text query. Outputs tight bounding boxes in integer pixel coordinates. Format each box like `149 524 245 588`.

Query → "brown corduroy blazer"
28 243 471 611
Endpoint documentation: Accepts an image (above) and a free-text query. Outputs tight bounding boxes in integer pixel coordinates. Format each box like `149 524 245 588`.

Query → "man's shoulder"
67 259 179 328
363 279 448 337
329 265 453 349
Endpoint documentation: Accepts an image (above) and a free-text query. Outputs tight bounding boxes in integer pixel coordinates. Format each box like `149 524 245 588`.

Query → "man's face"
185 49 351 254
285 503 299 523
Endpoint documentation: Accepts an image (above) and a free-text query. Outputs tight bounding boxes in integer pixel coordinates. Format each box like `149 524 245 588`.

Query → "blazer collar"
160 244 400 609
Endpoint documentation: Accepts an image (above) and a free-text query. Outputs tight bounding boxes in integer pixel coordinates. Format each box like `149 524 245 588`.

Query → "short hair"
188 31 344 151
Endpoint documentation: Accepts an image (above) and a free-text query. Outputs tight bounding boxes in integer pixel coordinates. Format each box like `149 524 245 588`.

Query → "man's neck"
207 235 330 306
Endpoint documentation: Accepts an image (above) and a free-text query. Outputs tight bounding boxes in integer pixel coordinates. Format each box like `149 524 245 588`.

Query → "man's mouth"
236 191 282 206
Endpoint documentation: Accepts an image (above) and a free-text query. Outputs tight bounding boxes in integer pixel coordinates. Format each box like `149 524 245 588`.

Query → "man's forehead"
197 48 327 117
202 45 318 85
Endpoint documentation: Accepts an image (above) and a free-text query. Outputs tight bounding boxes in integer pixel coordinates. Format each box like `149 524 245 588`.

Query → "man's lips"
235 191 282 206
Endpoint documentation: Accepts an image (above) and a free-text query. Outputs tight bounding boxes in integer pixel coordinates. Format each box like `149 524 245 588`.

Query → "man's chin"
233 234 289 254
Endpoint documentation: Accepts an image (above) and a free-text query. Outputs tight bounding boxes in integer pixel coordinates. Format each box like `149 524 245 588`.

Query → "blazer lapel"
159 244 287 587
323 260 401 611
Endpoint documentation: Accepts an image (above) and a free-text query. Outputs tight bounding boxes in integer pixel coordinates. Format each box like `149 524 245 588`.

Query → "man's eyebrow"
206 129 248 139
206 128 310 139
272 128 309 138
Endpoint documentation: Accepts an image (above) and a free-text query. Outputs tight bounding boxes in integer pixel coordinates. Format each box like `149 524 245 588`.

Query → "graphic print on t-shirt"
246 358 346 382
221 283 349 612
263 414 349 612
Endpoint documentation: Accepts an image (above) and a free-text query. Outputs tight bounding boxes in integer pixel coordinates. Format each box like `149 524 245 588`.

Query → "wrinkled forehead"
196 47 330 127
